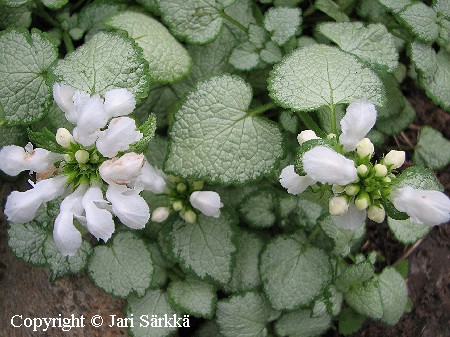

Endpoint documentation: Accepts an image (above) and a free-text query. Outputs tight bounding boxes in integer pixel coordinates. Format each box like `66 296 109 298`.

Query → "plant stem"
62 32 74 53
297 111 327 138
34 5 61 28
220 11 248 32
247 102 278 116
329 104 338 135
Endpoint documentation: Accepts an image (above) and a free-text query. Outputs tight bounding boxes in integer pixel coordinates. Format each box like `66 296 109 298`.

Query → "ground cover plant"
0 0 449 336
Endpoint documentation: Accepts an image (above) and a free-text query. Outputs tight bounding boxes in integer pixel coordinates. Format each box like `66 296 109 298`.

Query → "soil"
0 89 449 337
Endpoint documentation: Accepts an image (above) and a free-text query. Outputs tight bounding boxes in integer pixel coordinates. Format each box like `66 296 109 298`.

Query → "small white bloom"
303 146 357 185
53 184 87 256
104 88 136 118
4 176 67 224
392 186 450 226
356 138 374 158
329 196 349 216
53 83 77 123
340 100 377 152
99 153 144 185
55 128 74 148
135 161 167 194
0 143 62 176
181 209 197 224
383 150 405 169
367 204 385 223
75 150 89 164
106 184 150 229
333 203 367 230
297 130 319 145
81 184 115 242
190 191 223 218
151 207 170 223
374 164 388 177
357 164 368 177
355 196 369 210
96 117 142 157
279 165 315 195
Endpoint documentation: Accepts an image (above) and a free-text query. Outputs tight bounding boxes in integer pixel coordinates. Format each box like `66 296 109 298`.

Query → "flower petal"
303 146 357 185
104 88 136 118
190 191 223 218
81 185 115 241
96 117 142 157
333 203 367 229
99 153 144 185
340 100 377 152
4 189 43 224
135 161 167 194
279 165 315 195
106 184 150 229
392 186 450 226
53 83 77 122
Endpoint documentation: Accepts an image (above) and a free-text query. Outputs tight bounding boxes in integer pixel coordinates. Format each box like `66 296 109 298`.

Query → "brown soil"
0 90 448 337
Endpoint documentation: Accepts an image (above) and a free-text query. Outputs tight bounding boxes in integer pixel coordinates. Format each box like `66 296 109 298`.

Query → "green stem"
62 32 74 53
220 11 248 32
329 104 338 136
33 5 61 28
297 111 327 138
247 102 277 117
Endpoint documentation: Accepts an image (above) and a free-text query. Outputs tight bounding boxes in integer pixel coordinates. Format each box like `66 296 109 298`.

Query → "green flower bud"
181 209 197 224
177 182 187 193
357 164 368 177
374 164 388 177
172 200 183 212
75 150 89 164
345 184 360 196
332 184 345 193
367 204 385 223
355 192 370 210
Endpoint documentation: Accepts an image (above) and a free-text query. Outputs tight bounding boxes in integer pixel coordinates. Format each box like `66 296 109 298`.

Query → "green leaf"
0 29 58 126
7 218 49 266
170 213 237 284
315 0 350 22
279 110 299 134
259 41 282 64
395 260 409 279
335 261 374 292
216 292 279 337
136 0 160 15
127 289 178 337
398 2 439 43
260 235 331 310
41 0 67 9
32 101 74 133
275 309 332 337
240 189 277 228
28 127 65 154
49 31 150 103
414 126 450 169
317 22 398 72
375 98 415 135
378 267 408 325
224 230 264 293
387 217 430 244
229 42 260 71
106 11 191 83
166 75 283 184
128 113 157 154
345 279 383 319
376 0 412 13
159 0 236 44
249 24 268 49
263 7 302 46
0 124 27 146
44 238 92 282
383 199 409 220
392 166 443 191
434 0 450 18
145 135 168 170
147 242 170 289
338 307 366 336
269 44 384 112
0 4 31 29
195 321 223 337
168 276 217 318
88 232 153 298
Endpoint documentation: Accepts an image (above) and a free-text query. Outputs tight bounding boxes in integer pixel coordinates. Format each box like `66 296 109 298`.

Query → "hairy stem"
297 111 327 138
220 11 248 32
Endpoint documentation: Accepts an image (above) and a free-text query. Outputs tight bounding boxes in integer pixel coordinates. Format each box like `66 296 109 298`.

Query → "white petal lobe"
279 165 315 194
190 191 223 218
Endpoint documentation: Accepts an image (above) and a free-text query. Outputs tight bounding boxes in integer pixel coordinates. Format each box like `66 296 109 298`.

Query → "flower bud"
332 184 345 193
180 209 197 224
357 164 368 177
192 181 204 191
75 150 89 164
326 133 336 140
64 153 72 162
383 176 392 183
56 128 74 148
329 196 349 216
99 153 144 185
345 184 360 196
297 130 319 145
151 207 170 223
190 191 223 218
177 182 187 193
374 164 388 177
383 150 405 169
356 138 374 158
355 192 370 210
367 204 385 223
172 200 183 212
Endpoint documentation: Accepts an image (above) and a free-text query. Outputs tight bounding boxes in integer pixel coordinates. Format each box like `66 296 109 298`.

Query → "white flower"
99 153 144 185
151 207 170 223
4 175 67 224
53 184 87 256
279 165 315 195
135 161 167 194
96 117 142 157
392 186 450 226
190 191 223 218
329 196 349 216
383 150 405 169
55 128 74 148
106 184 150 229
356 138 374 158
53 83 77 123
297 130 319 145
333 203 367 230
104 88 136 118
367 204 386 223
340 100 377 152
303 146 357 185
81 184 115 242
0 143 62 176
374 164 388 177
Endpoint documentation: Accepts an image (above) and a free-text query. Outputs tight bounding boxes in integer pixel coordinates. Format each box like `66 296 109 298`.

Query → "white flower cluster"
280 100 450 229
0 84 167 256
